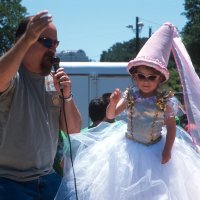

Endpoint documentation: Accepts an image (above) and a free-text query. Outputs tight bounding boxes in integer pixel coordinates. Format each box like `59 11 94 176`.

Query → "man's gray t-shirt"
0 65 61 181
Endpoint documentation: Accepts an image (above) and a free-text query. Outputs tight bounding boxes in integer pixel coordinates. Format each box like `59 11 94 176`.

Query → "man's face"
23 23 58 75
40 50 55 76
38 24 59 76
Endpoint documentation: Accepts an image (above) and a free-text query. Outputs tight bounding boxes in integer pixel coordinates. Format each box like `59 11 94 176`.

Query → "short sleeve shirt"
0 65 61 181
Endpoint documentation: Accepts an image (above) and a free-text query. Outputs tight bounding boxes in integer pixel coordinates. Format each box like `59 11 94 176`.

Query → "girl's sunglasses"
38 37 59 48
134 73 160 81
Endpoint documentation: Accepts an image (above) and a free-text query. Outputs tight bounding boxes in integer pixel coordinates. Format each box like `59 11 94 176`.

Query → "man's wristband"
60 94 73 103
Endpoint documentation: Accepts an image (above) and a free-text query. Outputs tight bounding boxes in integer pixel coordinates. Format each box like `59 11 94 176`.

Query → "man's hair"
89 97 107 123
15 16 32 40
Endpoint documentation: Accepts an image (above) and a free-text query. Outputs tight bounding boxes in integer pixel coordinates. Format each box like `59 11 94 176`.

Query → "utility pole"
126 17 144 54
135 16 140 54
149 27 152 38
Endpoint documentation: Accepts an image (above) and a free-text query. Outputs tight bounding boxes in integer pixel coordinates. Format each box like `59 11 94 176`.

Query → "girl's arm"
162 106 176 164
106 88 126 120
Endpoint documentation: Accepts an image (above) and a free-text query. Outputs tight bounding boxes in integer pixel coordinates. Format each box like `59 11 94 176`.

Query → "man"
0 11 81 199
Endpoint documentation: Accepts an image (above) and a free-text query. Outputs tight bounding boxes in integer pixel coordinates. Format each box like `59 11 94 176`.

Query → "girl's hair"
129 67 137 75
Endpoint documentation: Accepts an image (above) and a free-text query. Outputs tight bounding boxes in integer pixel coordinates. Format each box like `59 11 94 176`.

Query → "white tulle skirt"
55 121 200 200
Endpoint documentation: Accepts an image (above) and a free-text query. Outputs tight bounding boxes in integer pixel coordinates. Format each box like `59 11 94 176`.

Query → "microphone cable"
52 57 79 200
60 89 79 200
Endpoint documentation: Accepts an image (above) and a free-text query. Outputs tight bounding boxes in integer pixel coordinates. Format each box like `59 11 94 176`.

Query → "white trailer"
60 62 133 128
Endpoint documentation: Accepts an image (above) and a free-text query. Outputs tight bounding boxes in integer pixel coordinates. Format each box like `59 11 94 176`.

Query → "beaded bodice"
124 87 177 144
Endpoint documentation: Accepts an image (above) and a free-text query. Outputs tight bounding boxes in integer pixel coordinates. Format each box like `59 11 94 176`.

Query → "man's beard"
40 51 55 76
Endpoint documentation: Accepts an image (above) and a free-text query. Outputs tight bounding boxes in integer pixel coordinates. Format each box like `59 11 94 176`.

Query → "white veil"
172 28 200 145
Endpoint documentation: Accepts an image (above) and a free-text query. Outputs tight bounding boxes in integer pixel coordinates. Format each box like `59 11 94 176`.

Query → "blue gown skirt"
55 121 200 200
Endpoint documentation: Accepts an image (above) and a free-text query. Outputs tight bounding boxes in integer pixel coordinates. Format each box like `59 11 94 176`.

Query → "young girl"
107 65 176 165
55 23 200 200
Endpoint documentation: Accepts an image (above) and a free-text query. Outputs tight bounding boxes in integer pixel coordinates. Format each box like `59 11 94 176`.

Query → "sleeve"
164 96 179 120
0 73 18 98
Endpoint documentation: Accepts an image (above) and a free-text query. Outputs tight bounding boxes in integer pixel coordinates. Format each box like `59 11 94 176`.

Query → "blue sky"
21 0 186 61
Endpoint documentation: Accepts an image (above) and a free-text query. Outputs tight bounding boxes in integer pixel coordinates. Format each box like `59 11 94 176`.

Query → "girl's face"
133 66 162 97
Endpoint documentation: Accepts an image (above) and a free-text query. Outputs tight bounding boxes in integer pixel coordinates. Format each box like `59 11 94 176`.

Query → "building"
60 62 132 128
56 49 89 62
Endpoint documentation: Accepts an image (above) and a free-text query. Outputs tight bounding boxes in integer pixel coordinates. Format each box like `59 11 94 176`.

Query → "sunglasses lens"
136 73 158 81
148 76 157 81
43 39 52 48
137 74 146 80
38 38 59 48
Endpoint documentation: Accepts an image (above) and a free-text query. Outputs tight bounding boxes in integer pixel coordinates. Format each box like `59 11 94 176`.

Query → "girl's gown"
55 87 200 200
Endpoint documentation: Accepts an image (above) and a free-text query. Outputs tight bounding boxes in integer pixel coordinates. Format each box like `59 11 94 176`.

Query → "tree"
100 38 147 62
0 0 27 55
163 58 182 92
182 0 200 74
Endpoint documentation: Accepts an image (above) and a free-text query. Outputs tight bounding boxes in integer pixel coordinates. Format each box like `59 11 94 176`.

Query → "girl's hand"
110 88 121 105
161 150 171 164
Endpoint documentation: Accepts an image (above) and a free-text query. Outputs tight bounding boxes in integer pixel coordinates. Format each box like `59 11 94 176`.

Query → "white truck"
61 62 133 128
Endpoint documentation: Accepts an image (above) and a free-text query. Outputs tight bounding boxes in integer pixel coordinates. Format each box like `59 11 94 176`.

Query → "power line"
139 17 162 27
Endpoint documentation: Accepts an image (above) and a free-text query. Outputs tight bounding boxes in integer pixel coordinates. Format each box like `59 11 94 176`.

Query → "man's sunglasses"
38 37 59 48
134 73 160 81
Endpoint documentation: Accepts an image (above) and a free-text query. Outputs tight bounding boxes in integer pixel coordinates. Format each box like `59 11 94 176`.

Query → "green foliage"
100 40 134 62
151 56 182 93
168 69 182 91
100 38 148 62
0 0 27 55
182 0 200 74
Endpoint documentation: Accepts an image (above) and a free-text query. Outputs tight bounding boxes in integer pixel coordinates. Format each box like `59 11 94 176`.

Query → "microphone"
51 56 63 92
52 56 60 73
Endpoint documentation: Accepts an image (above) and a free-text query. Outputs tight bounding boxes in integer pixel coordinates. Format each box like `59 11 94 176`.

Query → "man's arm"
0 36 32 92
53 67 82 133
0 11 52 92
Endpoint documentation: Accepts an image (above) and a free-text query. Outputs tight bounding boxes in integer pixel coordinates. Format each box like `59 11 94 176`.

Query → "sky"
21 0 187 61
